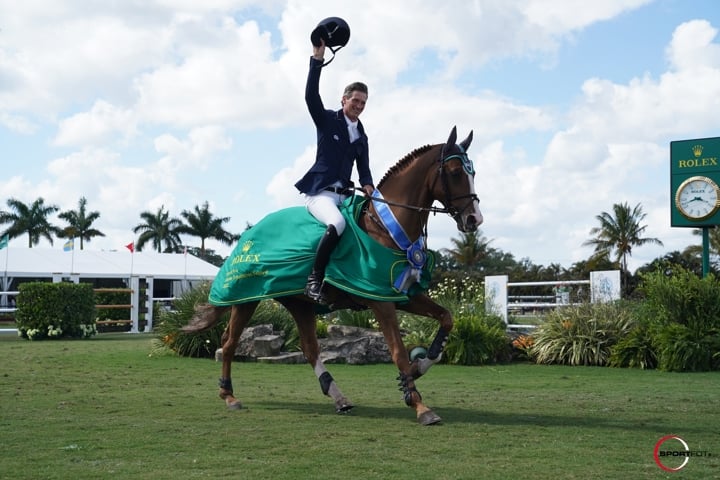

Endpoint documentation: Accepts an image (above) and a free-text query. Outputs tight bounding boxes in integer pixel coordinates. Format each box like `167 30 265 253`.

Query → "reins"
353 187 450 215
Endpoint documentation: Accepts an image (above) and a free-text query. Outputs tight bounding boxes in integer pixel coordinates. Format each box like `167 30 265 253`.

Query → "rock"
215 323 392 365
215 324 283 361
320 325 391 364
253 334 285 357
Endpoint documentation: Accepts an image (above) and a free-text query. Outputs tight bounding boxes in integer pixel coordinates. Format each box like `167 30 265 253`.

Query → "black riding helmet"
310 17 351 49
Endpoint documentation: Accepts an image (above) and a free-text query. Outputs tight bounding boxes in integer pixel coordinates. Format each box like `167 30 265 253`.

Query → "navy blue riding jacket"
294 57 373 195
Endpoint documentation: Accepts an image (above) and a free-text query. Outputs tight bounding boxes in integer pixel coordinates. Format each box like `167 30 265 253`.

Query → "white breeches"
304 191 347 235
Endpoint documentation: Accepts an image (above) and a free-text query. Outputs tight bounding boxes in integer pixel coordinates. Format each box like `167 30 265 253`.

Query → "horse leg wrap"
218 377 233 395
427 327 449 361
397 372 421 406
319 371 334 396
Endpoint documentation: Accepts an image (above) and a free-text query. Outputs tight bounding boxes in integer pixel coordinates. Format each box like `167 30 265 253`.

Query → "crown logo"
241 241 253 253
692 145 704 157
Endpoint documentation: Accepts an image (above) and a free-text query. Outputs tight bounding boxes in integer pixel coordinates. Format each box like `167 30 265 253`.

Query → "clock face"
675 176 720 220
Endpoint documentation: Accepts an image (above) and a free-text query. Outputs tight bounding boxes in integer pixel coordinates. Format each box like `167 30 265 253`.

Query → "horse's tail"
181 304 230 333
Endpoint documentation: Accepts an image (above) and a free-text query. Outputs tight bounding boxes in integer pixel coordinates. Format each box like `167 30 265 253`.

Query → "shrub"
400 314 438 351
443 312 510 365
332 309 377 329
153 283 227 357
530 302 634 366
16 282 97 340
655 323 720 372
608 321 657 369
635 268 720 372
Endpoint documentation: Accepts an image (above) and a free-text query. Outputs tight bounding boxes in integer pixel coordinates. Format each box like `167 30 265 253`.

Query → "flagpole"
3 240 8 277
184 246 188 293
2 236 8 304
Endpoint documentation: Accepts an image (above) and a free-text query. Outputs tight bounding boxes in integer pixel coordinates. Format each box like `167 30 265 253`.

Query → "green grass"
1 333 719 479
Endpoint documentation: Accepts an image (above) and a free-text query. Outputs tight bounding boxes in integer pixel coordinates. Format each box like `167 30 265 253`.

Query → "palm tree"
0 197 60 247
442 230 492 268
132 206 183 253
582 202 663 275
57 196 105 250
177 201 238 256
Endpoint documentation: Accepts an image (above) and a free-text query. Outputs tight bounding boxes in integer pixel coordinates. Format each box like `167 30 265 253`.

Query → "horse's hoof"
335 399 355 414
226 400 243 411
418 410 442 426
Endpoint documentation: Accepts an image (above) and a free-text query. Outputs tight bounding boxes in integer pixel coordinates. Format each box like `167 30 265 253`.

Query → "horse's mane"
376 144 434 189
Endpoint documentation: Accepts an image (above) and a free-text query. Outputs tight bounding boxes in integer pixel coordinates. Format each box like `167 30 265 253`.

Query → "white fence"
485 270 621 329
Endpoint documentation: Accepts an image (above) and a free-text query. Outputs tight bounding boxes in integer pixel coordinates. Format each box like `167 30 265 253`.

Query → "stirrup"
305 278 327 304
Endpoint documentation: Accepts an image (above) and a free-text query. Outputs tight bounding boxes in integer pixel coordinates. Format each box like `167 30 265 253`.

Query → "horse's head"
434 126 483 232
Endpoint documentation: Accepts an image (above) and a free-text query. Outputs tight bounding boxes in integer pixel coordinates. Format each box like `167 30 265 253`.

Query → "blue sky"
1 0 720 271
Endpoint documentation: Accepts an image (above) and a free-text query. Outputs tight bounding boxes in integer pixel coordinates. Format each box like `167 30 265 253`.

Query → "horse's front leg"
219 302 256 410
370 301 442 426
397 293 453 379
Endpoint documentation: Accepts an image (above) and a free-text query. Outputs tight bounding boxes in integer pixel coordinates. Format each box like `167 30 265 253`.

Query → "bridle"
434 143 479 222
362 144 479 224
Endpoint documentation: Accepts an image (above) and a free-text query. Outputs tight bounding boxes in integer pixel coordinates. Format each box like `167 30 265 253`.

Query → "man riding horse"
183 18 483 425
295 19 375 305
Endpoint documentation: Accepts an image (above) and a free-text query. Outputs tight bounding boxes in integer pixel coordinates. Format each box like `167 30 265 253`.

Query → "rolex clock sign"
670 137 720 227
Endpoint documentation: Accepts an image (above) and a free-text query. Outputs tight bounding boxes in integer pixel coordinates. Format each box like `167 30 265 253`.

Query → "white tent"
0 248 220 332
0 247 218 280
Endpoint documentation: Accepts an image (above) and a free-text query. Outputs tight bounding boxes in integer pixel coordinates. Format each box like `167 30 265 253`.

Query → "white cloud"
54 101 137 146
523 0 653 32
0 112 36 134
666 19 720 71
155 125 232 172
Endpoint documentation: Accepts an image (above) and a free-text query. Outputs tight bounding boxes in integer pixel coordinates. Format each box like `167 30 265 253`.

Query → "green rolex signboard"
670 136 720 227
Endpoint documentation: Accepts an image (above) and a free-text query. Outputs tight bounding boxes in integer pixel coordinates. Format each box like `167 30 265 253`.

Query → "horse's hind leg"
219 302 257 410
277 297 353 413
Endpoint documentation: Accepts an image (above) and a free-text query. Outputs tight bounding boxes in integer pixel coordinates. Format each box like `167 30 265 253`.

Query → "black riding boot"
305 225 340 304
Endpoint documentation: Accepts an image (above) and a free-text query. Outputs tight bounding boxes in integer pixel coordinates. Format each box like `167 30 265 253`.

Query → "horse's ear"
459 130 473 151
446 126 457 147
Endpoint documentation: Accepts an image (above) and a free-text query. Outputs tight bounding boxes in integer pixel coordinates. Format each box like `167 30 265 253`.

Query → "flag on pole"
63 239 74 252
0 234 8 250
125 242 134 253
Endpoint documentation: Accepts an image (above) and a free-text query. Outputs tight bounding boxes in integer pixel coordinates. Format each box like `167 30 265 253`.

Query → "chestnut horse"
183 126 482 425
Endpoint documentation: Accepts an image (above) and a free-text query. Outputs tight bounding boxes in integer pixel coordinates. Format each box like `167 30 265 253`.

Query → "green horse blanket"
209 196 434 306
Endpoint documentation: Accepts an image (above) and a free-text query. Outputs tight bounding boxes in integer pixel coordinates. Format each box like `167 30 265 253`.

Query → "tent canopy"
0 248 218 281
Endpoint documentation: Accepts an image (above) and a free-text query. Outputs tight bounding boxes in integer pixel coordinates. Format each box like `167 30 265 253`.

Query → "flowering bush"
510 333 535 361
